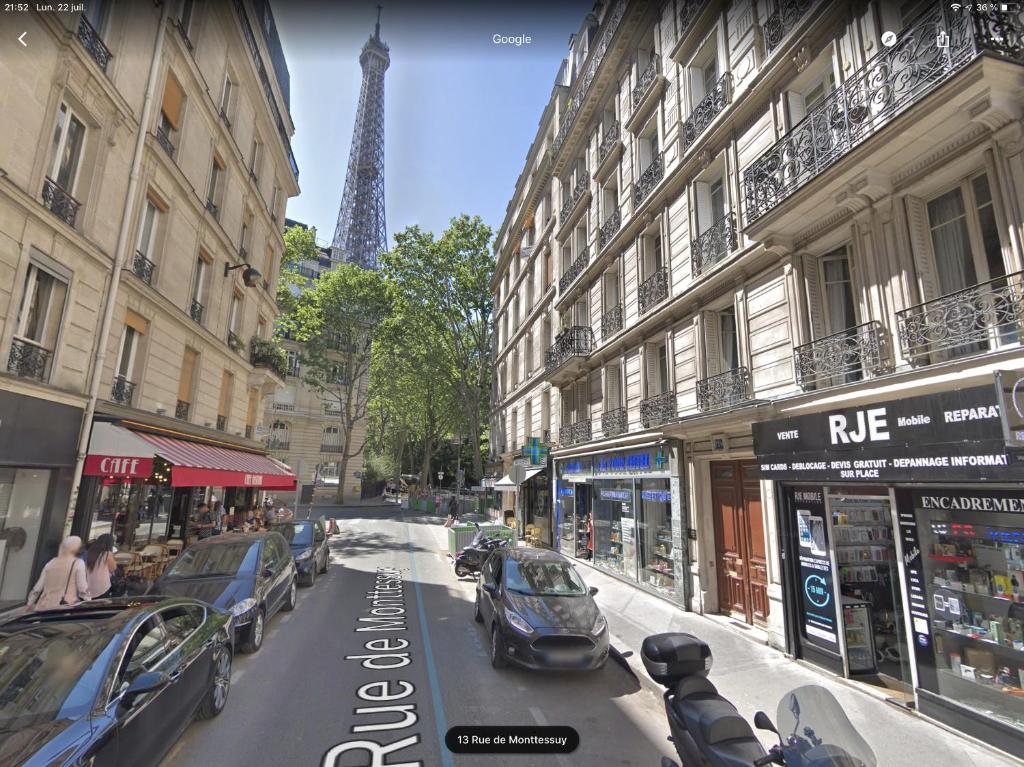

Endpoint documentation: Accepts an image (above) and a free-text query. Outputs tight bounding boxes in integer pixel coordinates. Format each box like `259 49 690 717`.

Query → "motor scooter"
641 633 876 767
453 525 508 578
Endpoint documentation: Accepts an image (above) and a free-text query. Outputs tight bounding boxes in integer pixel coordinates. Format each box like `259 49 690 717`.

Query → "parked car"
475 547 610 670
151 532 297 654
268 519 330 586
0 596 232 767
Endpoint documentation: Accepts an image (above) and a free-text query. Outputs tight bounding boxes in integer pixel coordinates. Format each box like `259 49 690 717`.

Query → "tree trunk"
392 427 407 491
468 407 483 480
420 438 434 491
335 453 351 504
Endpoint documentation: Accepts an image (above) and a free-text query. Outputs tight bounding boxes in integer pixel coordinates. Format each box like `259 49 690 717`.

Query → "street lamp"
224 261 262 287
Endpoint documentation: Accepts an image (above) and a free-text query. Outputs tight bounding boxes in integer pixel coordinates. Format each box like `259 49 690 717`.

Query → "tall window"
524 400 533 440
136 199 160 261
719 307 739 372
219 74 234 120
323 426 341 451
217 371 234 430
821 251 857 335
207 154 225 209
10 261 68 379
159 73 185 148
49 103 86 195
191 255 208 318
177 347 198 418
229 293 241 335
249 135 262 180
177 0 194 34
286 350 300 377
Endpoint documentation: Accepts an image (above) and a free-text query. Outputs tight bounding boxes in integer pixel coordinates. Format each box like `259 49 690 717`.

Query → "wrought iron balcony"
691 213 738 277
794 321 892 390
597 121 620 168
560 173 590 222
696 367 752 412
132 250 155 285
205 199 219 218
250 337 288 378
175 400 190 420
155 126 175 158
216 415 227 431
77 14 112 72
559 248 589 293
764 0 816 54
559 419 592 446
602 406 628 438
189 299 204 323
640 391 676 429
267 437 290 451
7 338 50 381
678 0 707 41
896 271 1024 365
683 73 732 146
175 20 194 52
599 209 621 250
634 152 663 207
600 303 623 339
111 375 136 407
638 267 669 316
42 178 80 227
272 402 296 411
744 5 1024 223
321 443 343 454
545 326 595 373
632 58 659 111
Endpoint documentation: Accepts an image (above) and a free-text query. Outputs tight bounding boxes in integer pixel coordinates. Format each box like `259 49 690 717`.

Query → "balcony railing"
602 406 628 438
631 58 659 111
691 213 738 277
111 375 136 407
250 337 288 378
7 338 50 381
683 73 732 146
559 420 592 446
795 321 892 390
155 127 175 159
744 5 1024 223
132 250 155 285
189 299 204 323
640 391 676 429
597 120 620 168
896 271 1024 365
175 400 190 420
545 326 594 372
696 367 752 411
559 248 590 293
599 209 621 250
764 0 816 54
560 173 590 222
175 19 194 52
600 303 624 339
634 152 663 207
205 199 219 218
321 443 343 454
216 415 227 431
638 267 669 316
267 437 290 451
678 0 707 41
42 178 80 227
272 402 296 411
77 14 112 73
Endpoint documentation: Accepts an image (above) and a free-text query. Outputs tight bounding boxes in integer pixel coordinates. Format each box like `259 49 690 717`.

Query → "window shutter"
644 344 660 397
694 181 712 233
703 310 722 376
576 380 589 419
245 388 258 429
786 91 806 128
606 365 621 410
218 372 233 417
162 73 185 130
125 310 149 334
905 195 941 303
178 348 197 402
561 387 574 422
802 254 826 341
589 371 603 411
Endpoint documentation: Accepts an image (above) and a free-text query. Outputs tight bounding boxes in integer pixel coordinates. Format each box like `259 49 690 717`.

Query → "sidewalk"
576 559 1021 767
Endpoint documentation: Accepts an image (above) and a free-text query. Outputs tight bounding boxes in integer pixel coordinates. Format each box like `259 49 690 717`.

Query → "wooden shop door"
711 460 769 626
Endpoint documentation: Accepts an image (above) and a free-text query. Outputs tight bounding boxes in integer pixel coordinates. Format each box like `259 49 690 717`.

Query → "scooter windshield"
775 685 876 767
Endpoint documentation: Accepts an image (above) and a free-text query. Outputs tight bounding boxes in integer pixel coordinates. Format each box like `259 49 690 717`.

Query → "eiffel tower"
332 6 389 269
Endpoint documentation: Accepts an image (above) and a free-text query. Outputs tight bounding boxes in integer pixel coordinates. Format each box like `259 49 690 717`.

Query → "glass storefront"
637 479 674 596
557 481 575 557
0 468 51 603
593 479 635 580
89 480 173 549
574 485 592 560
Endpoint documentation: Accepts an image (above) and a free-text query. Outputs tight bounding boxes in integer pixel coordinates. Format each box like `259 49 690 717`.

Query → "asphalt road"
161 503 675 767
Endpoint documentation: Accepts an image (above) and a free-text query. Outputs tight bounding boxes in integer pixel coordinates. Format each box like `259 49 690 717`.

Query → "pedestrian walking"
212 500 225 535
264 504 278 525
26 536 90 610
194 502 216 539
84 534 118 598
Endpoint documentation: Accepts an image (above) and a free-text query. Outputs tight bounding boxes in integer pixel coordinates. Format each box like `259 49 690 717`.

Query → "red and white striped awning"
133 431 296 490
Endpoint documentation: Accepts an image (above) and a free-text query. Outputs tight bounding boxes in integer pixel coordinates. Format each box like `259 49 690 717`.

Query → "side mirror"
122 671 170 708
589 586 599 596
482 583 497 597
754 711 782 747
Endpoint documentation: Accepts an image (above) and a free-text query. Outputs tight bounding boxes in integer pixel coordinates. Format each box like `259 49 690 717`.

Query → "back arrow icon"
18 32 27 47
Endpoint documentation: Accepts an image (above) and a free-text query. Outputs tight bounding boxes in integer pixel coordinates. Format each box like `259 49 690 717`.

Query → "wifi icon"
950 2 962 10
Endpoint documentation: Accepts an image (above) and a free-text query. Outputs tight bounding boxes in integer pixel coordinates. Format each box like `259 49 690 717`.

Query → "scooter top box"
640 633 713 686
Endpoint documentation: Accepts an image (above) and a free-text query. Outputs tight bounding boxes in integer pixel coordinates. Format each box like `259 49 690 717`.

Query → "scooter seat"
674 691 767 767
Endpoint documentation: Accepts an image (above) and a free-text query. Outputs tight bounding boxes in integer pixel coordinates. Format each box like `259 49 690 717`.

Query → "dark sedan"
475 547 610 671
0 597 232 767
268 519 330 586
151 532 297 654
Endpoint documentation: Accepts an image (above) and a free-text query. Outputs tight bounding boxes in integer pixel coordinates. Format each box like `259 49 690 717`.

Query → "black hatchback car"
268 519 330 586
151 532 297 654
475 547 610 670
0 597 232 767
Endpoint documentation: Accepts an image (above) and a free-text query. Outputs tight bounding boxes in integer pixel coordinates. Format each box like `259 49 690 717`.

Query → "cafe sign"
84 455 154 478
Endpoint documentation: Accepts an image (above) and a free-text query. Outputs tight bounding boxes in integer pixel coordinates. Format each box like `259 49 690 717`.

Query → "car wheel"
319 551 329 574
455 563 471 578
241 609 265 653
490 624 507 669
197 641 232 719
282 579 297 611
474 593 484 623
302 567 315 588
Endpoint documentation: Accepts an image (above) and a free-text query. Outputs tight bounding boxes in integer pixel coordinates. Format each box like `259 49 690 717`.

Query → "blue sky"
273 1 592 248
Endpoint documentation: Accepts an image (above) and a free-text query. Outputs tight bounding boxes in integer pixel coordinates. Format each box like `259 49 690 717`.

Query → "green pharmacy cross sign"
520 437 550 466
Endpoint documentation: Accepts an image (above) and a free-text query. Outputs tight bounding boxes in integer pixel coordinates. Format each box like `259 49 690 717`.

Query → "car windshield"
504 558 588 596
163 541 259 578
0 621 120 729
270 522 313 546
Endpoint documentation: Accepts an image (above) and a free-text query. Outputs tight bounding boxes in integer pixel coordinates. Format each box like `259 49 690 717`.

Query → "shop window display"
917 507 1024 733
0 468 51 602
557 482 575 557
593 479 635 580
638 479 674 595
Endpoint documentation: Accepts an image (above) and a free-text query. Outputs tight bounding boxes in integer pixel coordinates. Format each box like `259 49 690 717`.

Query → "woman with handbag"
26 536 91 610
85 533 119 598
